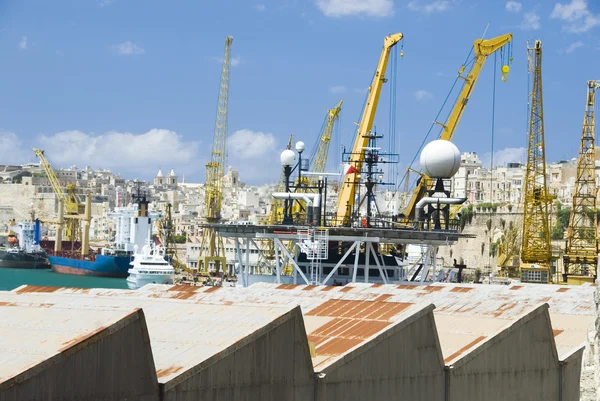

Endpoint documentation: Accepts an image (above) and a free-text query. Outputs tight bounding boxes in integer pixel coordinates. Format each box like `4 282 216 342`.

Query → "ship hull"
0 250 50 269
49 254 131 278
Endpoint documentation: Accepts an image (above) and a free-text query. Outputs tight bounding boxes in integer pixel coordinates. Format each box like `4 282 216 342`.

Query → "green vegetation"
171 234 187 244
459 205 475 231
476 202 499 212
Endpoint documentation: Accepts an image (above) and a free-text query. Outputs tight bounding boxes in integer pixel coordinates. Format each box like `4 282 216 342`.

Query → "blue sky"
0 0 599 184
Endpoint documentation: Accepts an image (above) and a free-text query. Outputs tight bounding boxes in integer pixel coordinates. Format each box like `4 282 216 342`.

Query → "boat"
0 219 50 269
126 243 174 289
48 187 162 278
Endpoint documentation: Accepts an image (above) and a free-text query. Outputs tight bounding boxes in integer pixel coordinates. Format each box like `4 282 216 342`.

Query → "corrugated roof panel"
0 290 296 384
0 303 138 384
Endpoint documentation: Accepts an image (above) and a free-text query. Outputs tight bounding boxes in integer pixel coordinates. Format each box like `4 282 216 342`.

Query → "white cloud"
565 41 584 53
227 129 279 182
505 1 522 12
115 41 145 55
407 1 450 13
211 56 242 67
353 87 368 94
329 85 347 94
551 0 600 33
0 132 30 164
254 4 266 11
18 36 27 50
415 89 433 101
35 129 200 176
315 0 394 17
520 11 541 30
482 147 526 168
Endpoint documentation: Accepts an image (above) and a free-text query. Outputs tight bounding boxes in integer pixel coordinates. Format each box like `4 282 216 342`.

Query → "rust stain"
15 285 60 294
451 287 474 293
321 286 336 291
375 302 413 320
38 303 54 308
422 285 444 292
156 366 185 378
374 294 392 301
539 297 551 303
493 302 519 318
371 283 383 288
0 301 16 307
59 326 107 352
339 286 353 293
444 335 487 363
204 286 221 293
557 287 570 293
316 337 363 356
276 284 300 290
302 285 319 291
509 286 523 291
396 284 418 290
170 291 197 300
553 329 564 337
167 284 198 292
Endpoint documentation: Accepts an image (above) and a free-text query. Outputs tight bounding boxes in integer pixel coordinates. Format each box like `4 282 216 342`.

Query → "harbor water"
0 268 129 291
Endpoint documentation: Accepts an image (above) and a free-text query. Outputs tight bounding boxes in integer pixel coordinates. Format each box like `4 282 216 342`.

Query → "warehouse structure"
0 300 158 401
0 282 592 401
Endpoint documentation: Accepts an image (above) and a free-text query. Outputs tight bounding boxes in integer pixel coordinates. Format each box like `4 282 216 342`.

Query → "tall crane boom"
403 33 513 221
521 40 552 267
198 36 233 276
205 36 232 221
309 100 343 185
335 33 403 227
564 80 600 278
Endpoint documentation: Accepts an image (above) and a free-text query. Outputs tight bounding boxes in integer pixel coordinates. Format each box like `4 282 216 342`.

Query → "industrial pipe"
271 192 321 207
415 197 467 222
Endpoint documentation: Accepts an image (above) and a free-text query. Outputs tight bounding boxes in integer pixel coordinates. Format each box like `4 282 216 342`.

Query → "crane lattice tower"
198 36 232 276
520 40 552 266
564 80 600 277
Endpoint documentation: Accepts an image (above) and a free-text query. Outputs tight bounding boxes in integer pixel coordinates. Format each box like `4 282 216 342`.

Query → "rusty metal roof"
0 300 140 385
0 288 297 384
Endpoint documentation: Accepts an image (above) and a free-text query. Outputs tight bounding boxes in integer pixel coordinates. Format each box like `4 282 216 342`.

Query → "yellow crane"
520 40 552 283
403 33 513 222
335 33 403 227
563 80 600 283
197 36 232 276
32 148 83 244
308 100 343 186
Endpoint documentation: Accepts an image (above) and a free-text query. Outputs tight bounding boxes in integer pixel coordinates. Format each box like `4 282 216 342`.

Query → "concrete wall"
317 307 445 401
560 348 584 401
0 309 159 401
447 305 560 401
162 306 313 401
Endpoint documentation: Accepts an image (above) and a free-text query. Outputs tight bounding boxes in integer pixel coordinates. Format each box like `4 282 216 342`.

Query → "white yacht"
126 243 175 289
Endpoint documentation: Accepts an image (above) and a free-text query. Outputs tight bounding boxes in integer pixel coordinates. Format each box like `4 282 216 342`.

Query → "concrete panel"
0 309 159 401
162 306 313 401
316 305 445 401
561 347 584 401
447 304 560 401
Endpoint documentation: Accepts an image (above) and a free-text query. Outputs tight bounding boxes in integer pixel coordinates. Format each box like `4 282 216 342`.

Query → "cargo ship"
48 188 161 278
0 219 50 269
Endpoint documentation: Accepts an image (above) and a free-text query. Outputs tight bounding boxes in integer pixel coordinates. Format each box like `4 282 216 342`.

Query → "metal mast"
309 100 343 186
198 36 232 276
521 40 552 267
564 80 599 278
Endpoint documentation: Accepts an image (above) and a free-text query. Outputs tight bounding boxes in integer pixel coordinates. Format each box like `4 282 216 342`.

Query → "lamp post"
280 149 296 225
296 141 305 189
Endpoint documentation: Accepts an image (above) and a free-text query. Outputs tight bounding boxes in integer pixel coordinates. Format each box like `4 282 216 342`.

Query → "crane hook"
501 65 510 82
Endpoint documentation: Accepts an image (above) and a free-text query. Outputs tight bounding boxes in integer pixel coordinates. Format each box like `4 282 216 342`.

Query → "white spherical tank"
280 149 296 166
419 140 461 179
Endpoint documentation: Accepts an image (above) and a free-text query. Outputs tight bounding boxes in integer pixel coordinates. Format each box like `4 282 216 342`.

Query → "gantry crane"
563 80 600 281
403 33 513 222
520 40 552 282
308 100 343 186
197 36 232 276
335 33 403 227
32 148 83 244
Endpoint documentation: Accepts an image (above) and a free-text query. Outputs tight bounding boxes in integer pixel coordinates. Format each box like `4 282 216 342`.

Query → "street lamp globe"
295 141 305 154
280 149 296 166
